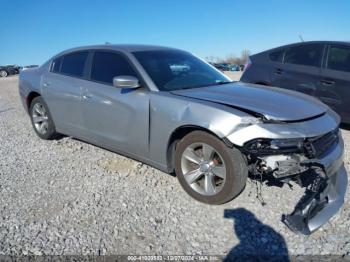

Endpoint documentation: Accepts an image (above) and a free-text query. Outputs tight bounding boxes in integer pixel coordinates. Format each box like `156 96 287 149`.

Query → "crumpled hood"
170 82 328 121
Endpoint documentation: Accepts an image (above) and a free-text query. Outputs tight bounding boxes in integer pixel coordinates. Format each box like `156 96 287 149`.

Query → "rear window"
61 51 88 77
51 57 62 72
269 49 284 62
90 51 137 84
327 45 350 73
284 44 323 67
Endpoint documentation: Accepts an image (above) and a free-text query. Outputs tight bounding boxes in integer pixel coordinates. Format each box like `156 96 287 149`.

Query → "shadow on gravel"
223 208 289 262
53 134 67 140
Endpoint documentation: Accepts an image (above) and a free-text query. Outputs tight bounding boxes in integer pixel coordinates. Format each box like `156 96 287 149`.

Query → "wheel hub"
199 162 210 173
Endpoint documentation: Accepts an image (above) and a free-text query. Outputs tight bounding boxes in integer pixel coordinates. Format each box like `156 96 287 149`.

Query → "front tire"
175 131 248 205
29 96 58 140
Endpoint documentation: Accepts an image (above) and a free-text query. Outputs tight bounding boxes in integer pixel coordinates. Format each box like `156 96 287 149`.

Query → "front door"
81 50 150 157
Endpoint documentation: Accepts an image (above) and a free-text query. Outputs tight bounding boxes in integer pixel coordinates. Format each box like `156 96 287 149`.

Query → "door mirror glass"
113 75 140 89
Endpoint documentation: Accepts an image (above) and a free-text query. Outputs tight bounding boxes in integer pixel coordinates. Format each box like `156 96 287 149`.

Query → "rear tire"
29 96 58 140
175 131 248 205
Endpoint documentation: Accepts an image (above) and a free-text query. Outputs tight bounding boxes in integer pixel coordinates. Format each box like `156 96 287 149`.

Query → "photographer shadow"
223 208 289 262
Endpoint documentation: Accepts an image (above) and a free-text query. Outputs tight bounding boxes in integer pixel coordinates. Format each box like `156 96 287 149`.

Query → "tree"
205 50 251 65
225 54 239 64
240 49 251 64
205 56 220 63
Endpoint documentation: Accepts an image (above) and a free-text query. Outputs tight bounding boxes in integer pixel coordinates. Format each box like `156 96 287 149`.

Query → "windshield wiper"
176 81 232 90
199 81 232 88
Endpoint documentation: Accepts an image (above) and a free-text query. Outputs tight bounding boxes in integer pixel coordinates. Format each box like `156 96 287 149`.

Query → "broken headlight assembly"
243 138 304 156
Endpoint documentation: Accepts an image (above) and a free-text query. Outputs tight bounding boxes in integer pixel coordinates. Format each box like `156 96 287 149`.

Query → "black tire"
175 131 248 205
29 96 58 140
0 70 8 77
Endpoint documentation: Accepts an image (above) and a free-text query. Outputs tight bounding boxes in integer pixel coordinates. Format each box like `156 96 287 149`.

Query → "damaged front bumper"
284 137 347 234
248 134 347 235
225 109 347 234
308 166 347 232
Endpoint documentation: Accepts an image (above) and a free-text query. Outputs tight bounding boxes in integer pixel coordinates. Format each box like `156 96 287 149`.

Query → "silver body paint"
19 45 347 233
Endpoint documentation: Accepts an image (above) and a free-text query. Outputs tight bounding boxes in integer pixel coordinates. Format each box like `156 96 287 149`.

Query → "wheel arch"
166 125 233 174
26 91 41 109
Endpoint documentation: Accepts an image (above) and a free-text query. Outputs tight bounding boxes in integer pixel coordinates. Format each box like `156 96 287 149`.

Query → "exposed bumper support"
249 135 347 235
282 164 347 234
307 164 347 232
281 137 348 234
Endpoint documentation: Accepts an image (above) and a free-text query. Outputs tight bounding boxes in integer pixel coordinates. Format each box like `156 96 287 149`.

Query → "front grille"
304 128 339 158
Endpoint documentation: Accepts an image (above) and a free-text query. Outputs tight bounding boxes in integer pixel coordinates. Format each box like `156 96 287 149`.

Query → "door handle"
320 79 335 86
274 68 284 75
43 82 50 87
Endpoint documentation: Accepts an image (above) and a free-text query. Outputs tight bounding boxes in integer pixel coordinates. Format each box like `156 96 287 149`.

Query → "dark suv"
241 41 350 124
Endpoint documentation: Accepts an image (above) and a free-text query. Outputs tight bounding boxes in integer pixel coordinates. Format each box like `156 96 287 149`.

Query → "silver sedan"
19 44 347 234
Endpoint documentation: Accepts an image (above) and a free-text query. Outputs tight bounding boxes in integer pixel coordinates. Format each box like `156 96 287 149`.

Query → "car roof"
281 40 350 48
53 44 184 58
253 41 350 56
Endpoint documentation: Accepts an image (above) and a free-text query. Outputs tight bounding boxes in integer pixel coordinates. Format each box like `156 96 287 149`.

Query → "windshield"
133 50 231 91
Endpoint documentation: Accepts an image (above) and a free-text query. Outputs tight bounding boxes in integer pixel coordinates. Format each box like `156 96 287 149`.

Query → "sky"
1 0 349 65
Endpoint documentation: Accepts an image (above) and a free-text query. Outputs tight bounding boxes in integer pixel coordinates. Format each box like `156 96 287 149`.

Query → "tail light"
243 57 252 73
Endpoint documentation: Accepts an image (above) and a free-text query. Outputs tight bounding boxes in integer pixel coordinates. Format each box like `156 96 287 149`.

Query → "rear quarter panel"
19 63 49 112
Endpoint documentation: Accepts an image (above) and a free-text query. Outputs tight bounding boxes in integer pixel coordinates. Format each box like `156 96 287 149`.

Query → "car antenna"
298 35 304 42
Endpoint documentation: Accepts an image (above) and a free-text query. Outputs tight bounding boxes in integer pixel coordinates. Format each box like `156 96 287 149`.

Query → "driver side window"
90 51 137 85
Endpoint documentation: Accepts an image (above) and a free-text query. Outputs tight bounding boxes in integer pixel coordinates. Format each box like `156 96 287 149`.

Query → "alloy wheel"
181 142 227 196
32 103 49 135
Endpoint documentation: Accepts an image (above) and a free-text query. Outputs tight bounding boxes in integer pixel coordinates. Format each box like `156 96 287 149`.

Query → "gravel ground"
223 71 242 81
0 76 349 258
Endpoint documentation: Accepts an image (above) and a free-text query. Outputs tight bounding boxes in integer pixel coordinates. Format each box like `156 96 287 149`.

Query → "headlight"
243 138 304 155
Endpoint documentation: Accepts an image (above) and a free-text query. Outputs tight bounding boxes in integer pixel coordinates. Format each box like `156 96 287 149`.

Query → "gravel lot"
223 71 242 81
0 76 349 258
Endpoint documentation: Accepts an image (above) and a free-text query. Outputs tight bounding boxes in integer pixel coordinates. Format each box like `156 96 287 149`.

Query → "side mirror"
113 75 140 89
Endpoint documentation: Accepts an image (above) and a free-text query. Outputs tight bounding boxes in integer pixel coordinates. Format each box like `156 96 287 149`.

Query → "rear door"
81 50 150 157
317 44 350 123
42 51 89 136
270 44 324 96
